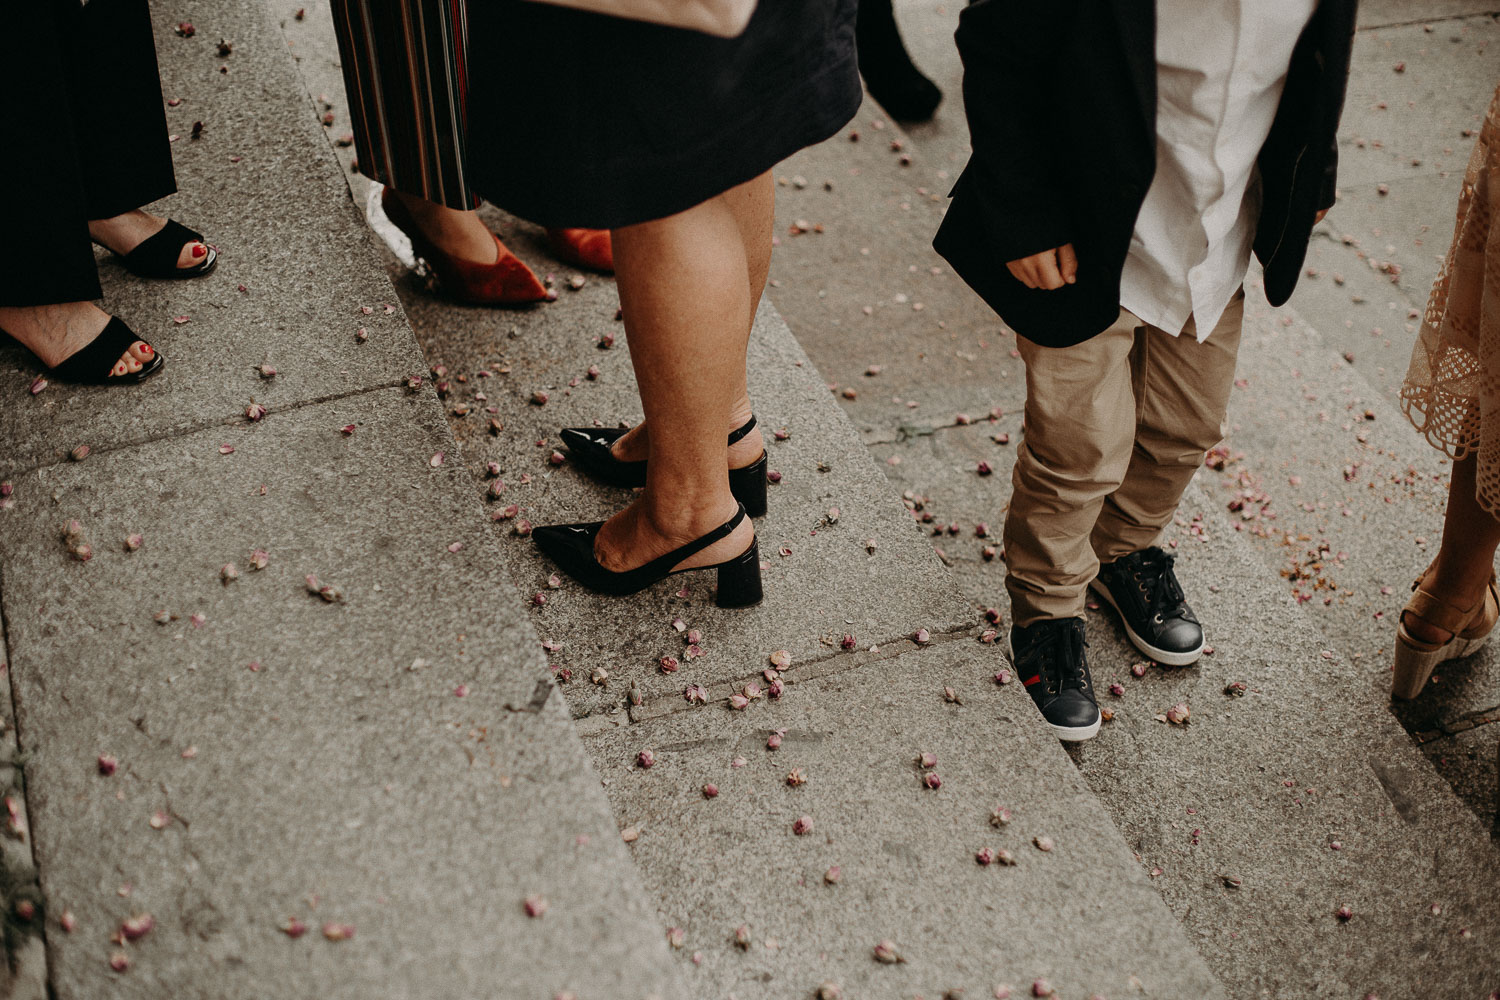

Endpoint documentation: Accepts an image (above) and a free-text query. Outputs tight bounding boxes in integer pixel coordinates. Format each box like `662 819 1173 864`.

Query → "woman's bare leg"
609 171 772 470
592 177 765 572
1404 452 1500 643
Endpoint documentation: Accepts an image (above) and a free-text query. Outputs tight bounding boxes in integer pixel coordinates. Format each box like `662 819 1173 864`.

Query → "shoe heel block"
715 540 763 609
729 453 769 518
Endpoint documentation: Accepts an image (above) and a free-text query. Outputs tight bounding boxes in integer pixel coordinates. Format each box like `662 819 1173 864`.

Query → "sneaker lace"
1030 622 1089 691
1137 549 1186 622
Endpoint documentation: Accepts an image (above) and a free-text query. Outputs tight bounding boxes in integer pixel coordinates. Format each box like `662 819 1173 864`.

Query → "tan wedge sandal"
1392 566 1500 700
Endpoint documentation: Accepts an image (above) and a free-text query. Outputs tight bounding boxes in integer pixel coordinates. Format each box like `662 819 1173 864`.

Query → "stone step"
280 15 1238 996
0 0 688 995
584 639 1224 1000
859 320 1500 999
1220 292 1499 823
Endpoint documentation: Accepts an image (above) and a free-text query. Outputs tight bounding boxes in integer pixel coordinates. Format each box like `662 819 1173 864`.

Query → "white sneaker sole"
1048 718 1102 742
1089 579 1204 667
1007 640 1103 742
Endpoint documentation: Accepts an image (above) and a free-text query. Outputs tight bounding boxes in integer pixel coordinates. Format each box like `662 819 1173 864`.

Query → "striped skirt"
329 0 477 209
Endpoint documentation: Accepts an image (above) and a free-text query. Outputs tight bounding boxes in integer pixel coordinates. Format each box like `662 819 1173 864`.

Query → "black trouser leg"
0 0 175 307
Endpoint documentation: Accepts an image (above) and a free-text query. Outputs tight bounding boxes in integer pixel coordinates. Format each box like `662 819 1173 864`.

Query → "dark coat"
932 0 1357 347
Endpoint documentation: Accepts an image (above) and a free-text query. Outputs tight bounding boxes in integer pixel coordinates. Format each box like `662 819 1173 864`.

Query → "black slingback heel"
532 504 763 608
104 219 217 280
558 416 770 518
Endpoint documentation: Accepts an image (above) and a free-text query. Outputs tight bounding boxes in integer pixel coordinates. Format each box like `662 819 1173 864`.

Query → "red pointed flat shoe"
547 227 614 273
381 188 548 305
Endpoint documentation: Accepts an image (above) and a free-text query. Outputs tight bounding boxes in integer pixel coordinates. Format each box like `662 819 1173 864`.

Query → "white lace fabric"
1401 81 1500 515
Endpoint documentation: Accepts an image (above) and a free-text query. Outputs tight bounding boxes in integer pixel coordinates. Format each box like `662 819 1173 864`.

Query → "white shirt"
1119 0 1317 341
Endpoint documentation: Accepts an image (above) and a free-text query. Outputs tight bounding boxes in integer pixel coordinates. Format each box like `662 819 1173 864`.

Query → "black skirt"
464 0 861 230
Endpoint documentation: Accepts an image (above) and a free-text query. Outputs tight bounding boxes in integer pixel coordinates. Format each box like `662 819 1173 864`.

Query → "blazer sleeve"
1317 137 1338 212
953 0 1080 263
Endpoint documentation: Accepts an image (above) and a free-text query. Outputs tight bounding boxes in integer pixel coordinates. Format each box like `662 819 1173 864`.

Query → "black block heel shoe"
533 504 763 608
558 416 769 518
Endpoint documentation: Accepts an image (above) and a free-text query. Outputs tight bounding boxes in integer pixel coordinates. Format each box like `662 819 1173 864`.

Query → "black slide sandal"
45 316 164 384
113 219 217 279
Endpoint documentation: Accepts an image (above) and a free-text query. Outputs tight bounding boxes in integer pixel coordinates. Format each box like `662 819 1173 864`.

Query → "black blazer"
932 0 1357 347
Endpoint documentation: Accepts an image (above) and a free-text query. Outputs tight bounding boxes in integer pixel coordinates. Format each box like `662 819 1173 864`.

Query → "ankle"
642 494 741 542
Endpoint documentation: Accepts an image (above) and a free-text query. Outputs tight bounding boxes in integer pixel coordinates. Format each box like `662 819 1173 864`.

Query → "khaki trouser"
1003 294 1245 627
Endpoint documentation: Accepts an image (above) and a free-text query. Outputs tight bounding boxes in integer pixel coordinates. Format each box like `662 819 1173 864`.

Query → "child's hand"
1006 244 1078 290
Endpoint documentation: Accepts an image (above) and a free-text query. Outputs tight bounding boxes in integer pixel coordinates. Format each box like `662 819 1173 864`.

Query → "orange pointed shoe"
381 188 549 305
548 227 615 273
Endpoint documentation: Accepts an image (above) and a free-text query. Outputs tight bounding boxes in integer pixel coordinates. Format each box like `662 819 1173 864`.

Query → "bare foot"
387 190 499 264
0 302 152 378
610 401 764 469
593 496 754 574
89 210 209 270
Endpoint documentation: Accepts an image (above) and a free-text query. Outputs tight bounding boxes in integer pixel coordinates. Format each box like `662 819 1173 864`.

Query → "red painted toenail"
140 345 153 356
191 243 207 259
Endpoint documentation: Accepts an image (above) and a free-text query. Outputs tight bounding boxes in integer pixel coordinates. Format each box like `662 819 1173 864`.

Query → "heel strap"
120 219 205 274
641 505 748 578
1401 584 1489 638
727 415 757 447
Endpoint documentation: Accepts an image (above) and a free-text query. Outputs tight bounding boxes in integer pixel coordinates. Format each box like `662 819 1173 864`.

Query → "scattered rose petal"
1033 836 1055 852
990 806 1012 827
786 767 807 787
923 772 942 790
120 913 154 941
636 749 656 769
792 815 813 835
149 810 170 830
976 847 995 866
124 534 144 552
97 754 118 776
109 951 130 973
666 926 685 948
322 921 356 941
280 916 307 938
824 865 842 884
873 940 903 964
523 895 548 918
701 784 718 799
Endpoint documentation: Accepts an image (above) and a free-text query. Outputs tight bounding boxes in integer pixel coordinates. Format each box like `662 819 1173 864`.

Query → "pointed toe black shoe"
533 504 763 609
558 416 769 517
